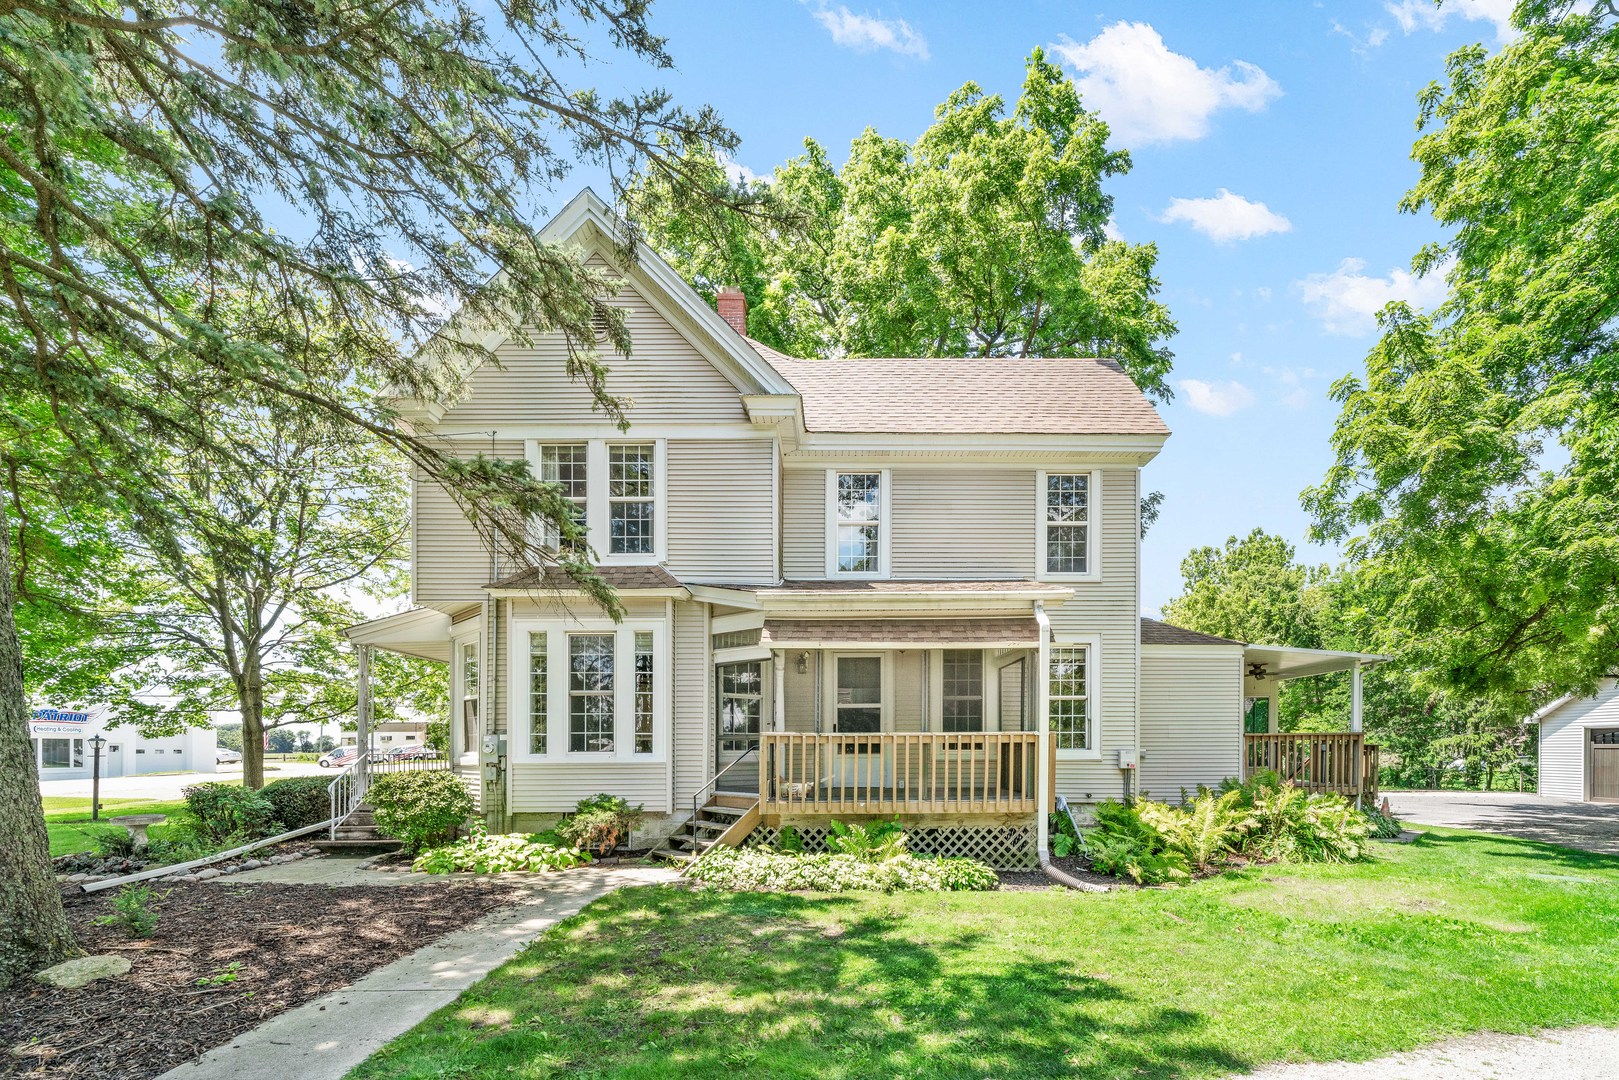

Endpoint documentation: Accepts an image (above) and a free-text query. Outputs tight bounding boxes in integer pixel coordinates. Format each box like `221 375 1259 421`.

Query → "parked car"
317 746 359 769
388 744 440 760
215 747 242 764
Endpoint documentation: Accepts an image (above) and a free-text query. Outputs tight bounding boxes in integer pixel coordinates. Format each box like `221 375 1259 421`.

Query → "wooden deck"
1244 732 1380 800
759 732 1049 818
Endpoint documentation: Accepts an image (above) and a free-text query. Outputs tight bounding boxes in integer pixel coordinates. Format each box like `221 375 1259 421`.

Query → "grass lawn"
42 797 190 857
350 829 1619 1079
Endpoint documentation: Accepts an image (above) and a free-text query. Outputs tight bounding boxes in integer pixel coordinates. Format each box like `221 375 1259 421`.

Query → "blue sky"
550 1 1512 612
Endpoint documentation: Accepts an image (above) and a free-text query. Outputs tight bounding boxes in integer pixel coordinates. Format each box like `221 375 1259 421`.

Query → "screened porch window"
1049 646 1090 750
835 655 882 733
717 662 763 754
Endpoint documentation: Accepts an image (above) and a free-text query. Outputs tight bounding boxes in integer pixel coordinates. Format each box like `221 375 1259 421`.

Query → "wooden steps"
651 793 760 865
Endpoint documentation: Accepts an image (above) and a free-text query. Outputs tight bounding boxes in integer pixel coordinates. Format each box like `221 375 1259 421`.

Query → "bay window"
568 634 615 753
528 632 548 754
514 620 666 761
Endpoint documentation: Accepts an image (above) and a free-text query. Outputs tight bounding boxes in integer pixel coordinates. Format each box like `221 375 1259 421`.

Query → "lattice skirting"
744 823 1037 870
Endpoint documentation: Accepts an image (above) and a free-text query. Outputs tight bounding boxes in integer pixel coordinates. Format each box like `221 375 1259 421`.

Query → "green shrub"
145 825 215 865
1139 789 1253 873
261 776 333 830
92 826 139 859
555 793 644 855
689 846 997 893
367 770 474 854
775 825 805 853
183 782 278 842
94 884 164 938
1362 805 1404 839
412 827 593 874
826 818 908 862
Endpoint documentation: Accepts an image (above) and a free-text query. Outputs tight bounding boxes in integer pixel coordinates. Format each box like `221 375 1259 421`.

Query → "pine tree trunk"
0 503 75 988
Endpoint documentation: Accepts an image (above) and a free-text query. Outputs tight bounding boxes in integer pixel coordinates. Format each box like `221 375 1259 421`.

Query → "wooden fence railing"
1244 732 1379 800
760 732 1044 817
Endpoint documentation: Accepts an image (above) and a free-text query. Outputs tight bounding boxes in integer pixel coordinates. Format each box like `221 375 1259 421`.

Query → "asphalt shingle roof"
1139 617 1242 646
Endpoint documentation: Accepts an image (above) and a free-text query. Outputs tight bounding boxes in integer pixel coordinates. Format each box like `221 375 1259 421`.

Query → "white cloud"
1178 378 1256 417
1256 286 1273 302
1158 189 1292 243
1331 19 1390 55
1385 0 1516 41
1049 23 1281 145
1296 256 1450 336
810 5 929 59
1103 216 1125 243
718 154 766 187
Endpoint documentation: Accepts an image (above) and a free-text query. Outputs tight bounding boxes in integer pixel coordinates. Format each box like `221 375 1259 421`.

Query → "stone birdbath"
108 814 166 852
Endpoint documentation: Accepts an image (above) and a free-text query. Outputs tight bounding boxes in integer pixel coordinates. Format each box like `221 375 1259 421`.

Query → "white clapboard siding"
1139 645 1244 798
671 600 709 808
891 470 1036 579
438 283 747 427
1050 469 1142 801
781 468 824 579
508 762 669 813
667 440 776 583
1539 679 1619 801
412 441 524 604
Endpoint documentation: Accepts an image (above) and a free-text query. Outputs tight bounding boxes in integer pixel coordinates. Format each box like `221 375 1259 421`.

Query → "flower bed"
412 829 593 874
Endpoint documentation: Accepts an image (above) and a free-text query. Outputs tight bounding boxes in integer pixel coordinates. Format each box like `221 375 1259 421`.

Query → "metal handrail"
327 751 451 838
694 744 759 817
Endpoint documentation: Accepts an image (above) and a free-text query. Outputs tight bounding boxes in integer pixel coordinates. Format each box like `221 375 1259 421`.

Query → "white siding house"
1535 679 1619 803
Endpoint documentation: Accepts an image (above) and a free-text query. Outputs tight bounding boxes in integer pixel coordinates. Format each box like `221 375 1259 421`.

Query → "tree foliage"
0 0 735 986
1304 2 1619 706
627 49 1177 402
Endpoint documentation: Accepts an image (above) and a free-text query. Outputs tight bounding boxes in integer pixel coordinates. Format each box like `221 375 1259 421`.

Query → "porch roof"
1243 643 1390 680
341 607 453 662
760 616 1042 649
486 564 687 594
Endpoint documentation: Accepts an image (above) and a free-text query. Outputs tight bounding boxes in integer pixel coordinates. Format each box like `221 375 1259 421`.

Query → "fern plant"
826 818 908 862
1139 790 1253 872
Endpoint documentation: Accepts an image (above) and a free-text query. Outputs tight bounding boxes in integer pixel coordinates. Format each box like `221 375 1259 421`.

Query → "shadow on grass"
364 889 1252 1080
1409 829 1619 873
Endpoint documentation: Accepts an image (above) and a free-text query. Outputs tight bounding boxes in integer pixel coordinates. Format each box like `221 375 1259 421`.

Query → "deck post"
355 643 371 801
1033 602 1051 857
1350 659 1363 734
772 650 786 733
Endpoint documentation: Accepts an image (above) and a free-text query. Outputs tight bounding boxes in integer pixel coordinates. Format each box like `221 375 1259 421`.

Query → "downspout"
1033 601 1052 864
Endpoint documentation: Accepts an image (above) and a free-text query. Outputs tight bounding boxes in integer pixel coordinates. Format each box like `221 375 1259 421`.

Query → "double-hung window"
568 634 615 753
538 444 588 548
458 638 480 757
829 470 887 576
941 650 984 733
1041 473 1094 578
1048 646 1091 751
608 444 655 556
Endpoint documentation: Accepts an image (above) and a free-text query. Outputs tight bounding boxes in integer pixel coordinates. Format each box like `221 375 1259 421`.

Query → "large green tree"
1305 2 1619 707
0 0 733 987
628 49 1177 402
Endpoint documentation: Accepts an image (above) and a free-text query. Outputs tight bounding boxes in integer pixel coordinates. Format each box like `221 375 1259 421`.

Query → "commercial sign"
30 707 92 735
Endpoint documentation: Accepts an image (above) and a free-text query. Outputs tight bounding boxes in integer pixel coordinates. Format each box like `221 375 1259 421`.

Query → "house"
1532 679 1619 803
342 190 1383 866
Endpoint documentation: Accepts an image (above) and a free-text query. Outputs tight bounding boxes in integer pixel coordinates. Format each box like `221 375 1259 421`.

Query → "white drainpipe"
1034 601 1051 861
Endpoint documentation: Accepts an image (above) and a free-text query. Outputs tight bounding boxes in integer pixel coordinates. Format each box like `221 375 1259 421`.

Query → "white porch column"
1033 603 1051 857
355 644 372 798
772 650 786 733
1350 659 1364 734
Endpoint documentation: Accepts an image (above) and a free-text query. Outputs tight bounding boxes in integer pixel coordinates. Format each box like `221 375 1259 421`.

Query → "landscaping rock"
194 869 222 880
33 955 131 989
240 859 263 870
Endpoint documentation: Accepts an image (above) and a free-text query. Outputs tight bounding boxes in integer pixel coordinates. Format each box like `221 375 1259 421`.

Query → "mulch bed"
1 879 522 1080
995 856 1125 891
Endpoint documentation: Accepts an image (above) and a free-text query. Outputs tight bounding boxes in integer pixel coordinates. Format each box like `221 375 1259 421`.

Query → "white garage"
1534 678 1619 804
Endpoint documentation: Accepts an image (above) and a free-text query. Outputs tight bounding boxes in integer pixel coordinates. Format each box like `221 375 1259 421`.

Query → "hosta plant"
413 827 592 874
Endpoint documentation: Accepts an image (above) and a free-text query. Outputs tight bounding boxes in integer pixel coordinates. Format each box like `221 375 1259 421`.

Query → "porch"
1239 642 1387 801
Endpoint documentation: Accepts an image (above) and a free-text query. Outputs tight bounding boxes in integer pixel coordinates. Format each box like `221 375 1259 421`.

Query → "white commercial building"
29 707 218 780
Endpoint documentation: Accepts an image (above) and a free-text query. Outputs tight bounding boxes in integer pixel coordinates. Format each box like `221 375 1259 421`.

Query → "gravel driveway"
1385 791 1619 855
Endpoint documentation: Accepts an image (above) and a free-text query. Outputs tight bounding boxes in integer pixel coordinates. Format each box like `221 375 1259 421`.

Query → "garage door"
1593 730 1619 803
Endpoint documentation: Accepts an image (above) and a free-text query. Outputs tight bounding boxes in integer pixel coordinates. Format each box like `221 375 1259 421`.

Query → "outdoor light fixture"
796 652 809 674
88 734 107 821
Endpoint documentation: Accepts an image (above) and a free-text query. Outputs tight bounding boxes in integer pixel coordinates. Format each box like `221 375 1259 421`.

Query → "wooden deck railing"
759 732 1044 817
1244 732 1379 799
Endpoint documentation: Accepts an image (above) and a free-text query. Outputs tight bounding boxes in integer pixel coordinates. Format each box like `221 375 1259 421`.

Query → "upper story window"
608 444 655 556
1040 472 1096 579
527 440 664 564
827 469 889 577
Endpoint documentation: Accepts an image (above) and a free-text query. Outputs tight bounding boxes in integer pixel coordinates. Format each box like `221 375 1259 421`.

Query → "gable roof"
1140 617 1242 646
753 348 1169 437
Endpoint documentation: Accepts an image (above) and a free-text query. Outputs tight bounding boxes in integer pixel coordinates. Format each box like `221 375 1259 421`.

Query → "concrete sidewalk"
1238 1025 1619 1079
158 863 680 1080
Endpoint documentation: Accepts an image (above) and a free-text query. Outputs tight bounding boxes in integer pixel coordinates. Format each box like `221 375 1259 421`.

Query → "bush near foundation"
367 770 474 853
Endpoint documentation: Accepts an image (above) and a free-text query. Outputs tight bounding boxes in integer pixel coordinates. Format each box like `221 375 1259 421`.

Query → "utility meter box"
481 734 507 758
1117 747 1138 770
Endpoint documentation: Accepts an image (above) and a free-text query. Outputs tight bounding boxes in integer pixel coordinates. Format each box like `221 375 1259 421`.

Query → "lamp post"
88 734 107 821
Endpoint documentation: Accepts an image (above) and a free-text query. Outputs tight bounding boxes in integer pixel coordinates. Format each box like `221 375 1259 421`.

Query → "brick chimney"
716 286 747 337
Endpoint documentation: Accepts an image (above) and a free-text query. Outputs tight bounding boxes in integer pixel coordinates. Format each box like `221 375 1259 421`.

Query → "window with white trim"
528 631 548 754
608 444 655 555
633 631 655 754
941 650 984 733
538 444 587 547
1048 646 1091 750
458 639 480 756
568 634 615 752
1042 473 1091 576
834 472 883 574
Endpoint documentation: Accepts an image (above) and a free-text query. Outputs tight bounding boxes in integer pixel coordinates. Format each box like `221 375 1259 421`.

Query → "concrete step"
312 838 404 855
